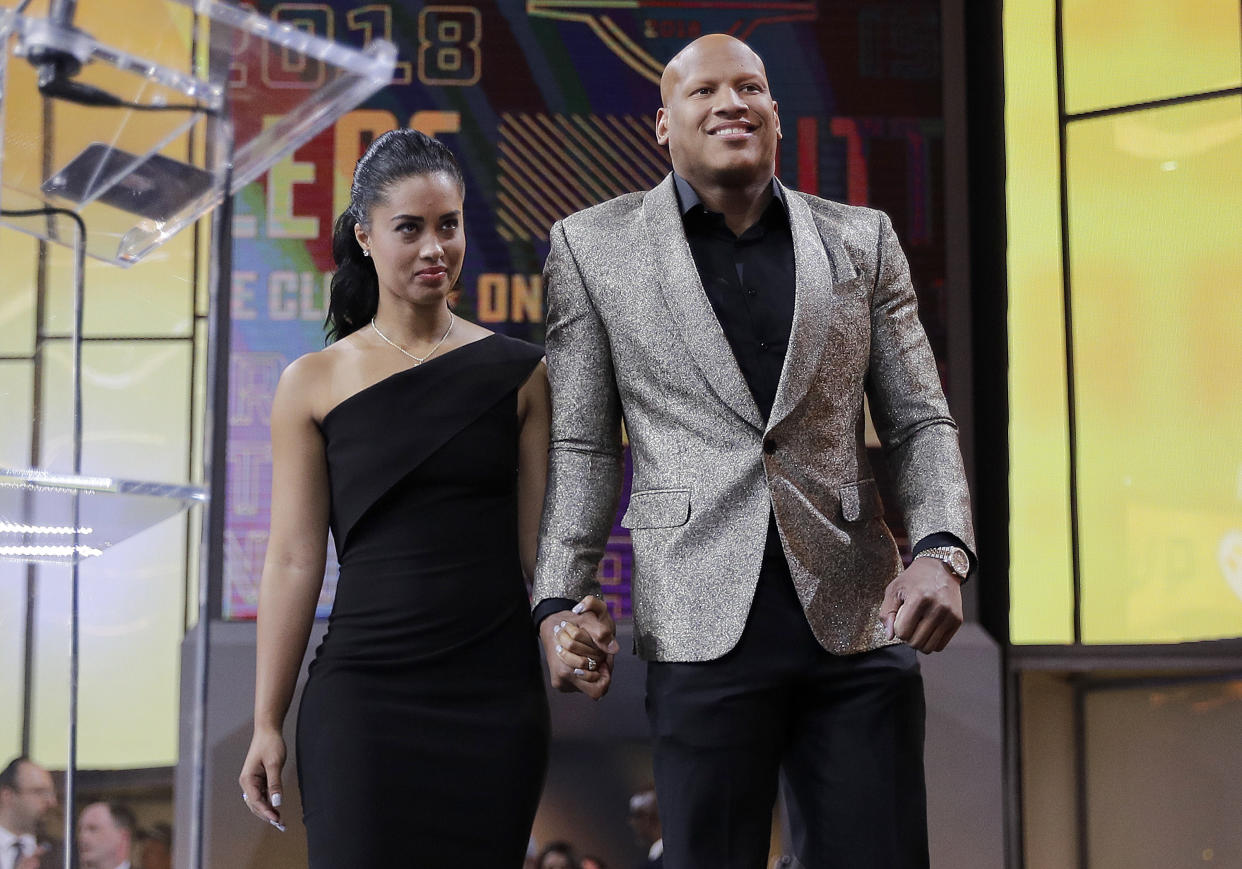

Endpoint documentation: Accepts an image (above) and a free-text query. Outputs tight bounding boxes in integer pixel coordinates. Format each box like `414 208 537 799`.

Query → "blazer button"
763 438 777 455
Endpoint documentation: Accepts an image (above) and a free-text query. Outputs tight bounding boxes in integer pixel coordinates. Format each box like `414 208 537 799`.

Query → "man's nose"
714 87 747 113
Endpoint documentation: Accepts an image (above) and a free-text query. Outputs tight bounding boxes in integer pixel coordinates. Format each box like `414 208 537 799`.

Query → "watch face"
949 549 970 577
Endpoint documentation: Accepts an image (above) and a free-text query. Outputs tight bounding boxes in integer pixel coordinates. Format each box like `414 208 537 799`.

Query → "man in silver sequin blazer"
533 34 976 869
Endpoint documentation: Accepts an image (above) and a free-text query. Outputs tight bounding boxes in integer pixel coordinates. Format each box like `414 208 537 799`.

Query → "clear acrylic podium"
0 468 207 563
0 0 395 264
0 2 395 866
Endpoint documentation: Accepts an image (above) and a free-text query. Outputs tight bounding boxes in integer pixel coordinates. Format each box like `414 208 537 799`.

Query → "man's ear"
654 107 670 147
773 100 782 140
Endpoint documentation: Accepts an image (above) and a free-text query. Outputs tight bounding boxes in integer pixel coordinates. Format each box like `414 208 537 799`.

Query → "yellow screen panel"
1066 97 1242 643
1005 0 1077 644
1063 0 1242 116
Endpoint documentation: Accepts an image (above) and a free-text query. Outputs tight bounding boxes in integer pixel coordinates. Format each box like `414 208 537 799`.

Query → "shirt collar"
672 172 786 218
0 827 37 859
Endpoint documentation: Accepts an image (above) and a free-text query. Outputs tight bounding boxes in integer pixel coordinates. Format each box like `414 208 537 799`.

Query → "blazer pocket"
839 479 884 523
621 488 691 529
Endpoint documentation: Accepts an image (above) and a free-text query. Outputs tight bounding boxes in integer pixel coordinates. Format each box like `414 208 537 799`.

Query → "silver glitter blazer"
533 173 976 661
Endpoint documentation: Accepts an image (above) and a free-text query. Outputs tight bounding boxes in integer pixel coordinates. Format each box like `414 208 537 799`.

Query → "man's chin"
704 160 774 188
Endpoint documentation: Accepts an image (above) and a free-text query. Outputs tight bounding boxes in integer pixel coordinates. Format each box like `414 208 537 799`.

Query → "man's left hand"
880 557 963 653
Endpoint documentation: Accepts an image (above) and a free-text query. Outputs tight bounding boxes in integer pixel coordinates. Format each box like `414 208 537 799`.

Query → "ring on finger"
586 657 598 672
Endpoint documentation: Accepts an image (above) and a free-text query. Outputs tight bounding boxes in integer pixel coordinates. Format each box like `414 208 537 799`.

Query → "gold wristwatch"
915 546 970 580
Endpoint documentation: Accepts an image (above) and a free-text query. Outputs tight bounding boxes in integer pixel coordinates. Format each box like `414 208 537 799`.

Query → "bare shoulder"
275 338 357 421
451 317 494 345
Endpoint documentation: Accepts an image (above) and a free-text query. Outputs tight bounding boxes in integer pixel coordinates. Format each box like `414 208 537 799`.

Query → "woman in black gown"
237 129 615 866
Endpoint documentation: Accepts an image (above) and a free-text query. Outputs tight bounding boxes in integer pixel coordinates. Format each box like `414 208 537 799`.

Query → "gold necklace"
371 313 455 365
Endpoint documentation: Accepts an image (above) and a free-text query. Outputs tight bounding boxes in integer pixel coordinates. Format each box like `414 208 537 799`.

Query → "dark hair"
90 801 137 836
538 841 579 868
0 756 28 791
325 128 465 343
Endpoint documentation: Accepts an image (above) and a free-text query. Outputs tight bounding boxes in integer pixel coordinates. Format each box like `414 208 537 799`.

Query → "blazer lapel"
642 174 765 432
768 185 862 431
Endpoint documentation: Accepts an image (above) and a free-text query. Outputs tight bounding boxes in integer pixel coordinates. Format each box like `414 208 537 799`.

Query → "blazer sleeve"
865 210 977 557
532 219 626 606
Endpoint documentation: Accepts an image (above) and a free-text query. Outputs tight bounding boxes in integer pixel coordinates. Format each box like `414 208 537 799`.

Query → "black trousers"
645 534 928 869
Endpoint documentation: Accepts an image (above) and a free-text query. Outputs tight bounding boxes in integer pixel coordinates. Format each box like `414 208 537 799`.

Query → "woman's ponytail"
324 207 378 343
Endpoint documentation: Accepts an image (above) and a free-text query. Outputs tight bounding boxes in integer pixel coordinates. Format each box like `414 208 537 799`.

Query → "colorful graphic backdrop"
223 0 953 620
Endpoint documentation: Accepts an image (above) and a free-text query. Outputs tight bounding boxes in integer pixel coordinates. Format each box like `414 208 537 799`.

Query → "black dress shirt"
675 173 795 422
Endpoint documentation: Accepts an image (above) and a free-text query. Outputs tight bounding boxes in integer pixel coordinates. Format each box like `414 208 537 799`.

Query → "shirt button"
758 341 769 351
763 438 777 455
746 288 757 297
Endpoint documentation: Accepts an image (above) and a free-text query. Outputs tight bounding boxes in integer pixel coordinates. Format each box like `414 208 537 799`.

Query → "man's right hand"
539 595 620 700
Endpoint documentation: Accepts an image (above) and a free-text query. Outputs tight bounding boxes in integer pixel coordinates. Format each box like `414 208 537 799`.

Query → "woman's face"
355 170 465 309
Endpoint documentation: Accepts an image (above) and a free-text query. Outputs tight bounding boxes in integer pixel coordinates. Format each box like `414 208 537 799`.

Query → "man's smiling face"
656 34 781 191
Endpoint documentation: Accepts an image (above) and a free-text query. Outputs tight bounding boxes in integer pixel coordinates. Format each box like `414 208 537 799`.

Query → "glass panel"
1067 97 1242 643
0 359 33 465
43 228 195 338
0 560 27 759
0 229 37 356
1063 0 1242 116
1004 0 1076 643
1085 676 1242 867
28 337 195 767
29 516 187 768
38 339 193 480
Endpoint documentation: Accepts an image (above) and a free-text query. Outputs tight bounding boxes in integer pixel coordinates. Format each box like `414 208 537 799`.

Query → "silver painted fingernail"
270 819 286 832
571 603 585 614
271 793 282 808
574 668 586 676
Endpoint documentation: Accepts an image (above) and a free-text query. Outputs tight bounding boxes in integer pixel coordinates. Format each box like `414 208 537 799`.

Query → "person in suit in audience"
627 789 663 869
0 757 55 869
77 802 136 869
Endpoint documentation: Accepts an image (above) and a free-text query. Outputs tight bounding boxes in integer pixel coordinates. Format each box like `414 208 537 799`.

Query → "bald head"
660 34 769 105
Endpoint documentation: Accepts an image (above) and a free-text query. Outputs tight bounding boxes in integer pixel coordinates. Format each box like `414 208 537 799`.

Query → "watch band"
915 546 970 579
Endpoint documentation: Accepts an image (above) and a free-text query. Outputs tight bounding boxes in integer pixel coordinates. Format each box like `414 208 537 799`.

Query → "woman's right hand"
239 727 288 831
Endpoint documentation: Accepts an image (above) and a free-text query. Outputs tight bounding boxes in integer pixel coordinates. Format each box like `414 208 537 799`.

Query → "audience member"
136 822 171 869
627 789 663 869
0 757 56 869
537 840 579 869
77 802 136 869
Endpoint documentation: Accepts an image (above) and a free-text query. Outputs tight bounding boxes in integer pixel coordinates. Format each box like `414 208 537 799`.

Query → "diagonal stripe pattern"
497 113 671 241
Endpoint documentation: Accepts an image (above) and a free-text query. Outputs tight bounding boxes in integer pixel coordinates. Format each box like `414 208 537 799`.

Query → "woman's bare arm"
516 359 551 585
240 354 331 826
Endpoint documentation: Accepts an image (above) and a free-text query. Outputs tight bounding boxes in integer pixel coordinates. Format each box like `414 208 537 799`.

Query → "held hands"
539 594 620 700
880 556 963 653
239 727 288 832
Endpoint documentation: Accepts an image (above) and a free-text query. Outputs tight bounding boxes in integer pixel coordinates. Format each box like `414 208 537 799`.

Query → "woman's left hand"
551 594 618 693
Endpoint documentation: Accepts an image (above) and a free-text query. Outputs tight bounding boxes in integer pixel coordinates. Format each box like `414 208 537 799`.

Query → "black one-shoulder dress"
296 334 550 867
